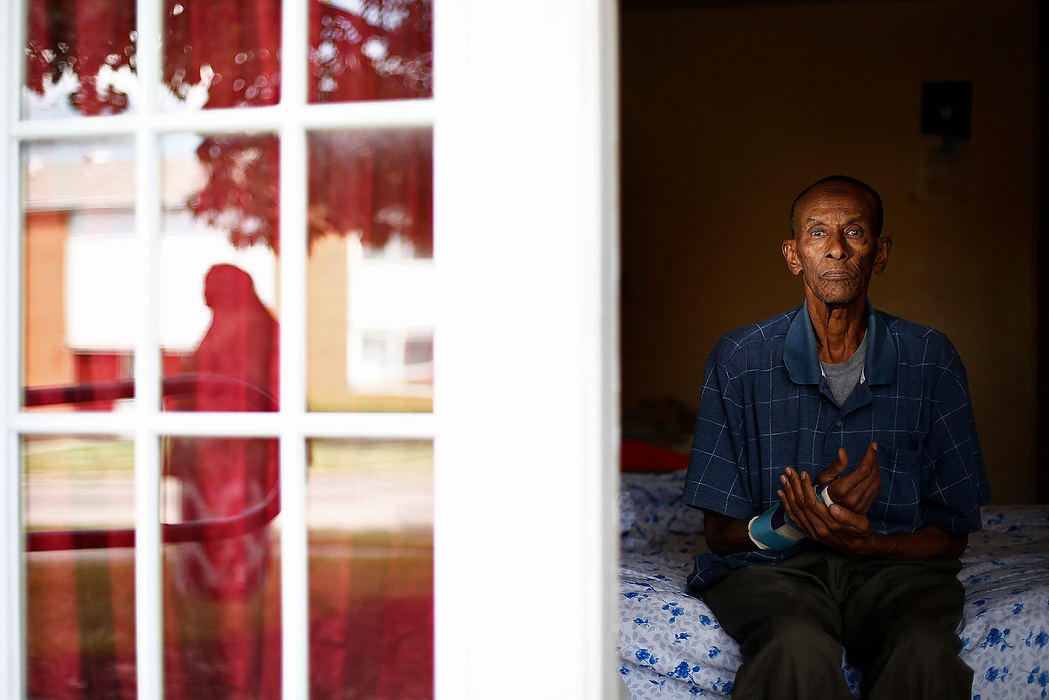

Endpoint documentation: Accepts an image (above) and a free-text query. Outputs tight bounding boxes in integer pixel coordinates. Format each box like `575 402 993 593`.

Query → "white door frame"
433 1 620 697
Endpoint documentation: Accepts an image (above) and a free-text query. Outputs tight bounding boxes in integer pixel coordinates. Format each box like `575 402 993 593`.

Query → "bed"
617 460 1049 700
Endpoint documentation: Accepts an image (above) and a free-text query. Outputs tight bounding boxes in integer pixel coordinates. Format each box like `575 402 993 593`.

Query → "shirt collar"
784 299 897 386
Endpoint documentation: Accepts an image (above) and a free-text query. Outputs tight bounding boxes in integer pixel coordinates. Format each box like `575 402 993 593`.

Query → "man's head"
790 176 884 239
782 176 892 311
203 263 257 310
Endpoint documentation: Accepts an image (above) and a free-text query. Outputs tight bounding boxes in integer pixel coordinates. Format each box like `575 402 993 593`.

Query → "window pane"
22 139 138 412
307 129 433 412
160 133 280 413
23 435 137 699
162 435 282 699
24 0 433 115
309 0 432 104
307 439 433 698
161 0 282 112
24 0 138 119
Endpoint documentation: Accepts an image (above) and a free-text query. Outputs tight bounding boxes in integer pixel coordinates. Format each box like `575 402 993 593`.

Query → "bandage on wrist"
815 481 835 507
748 503 805 551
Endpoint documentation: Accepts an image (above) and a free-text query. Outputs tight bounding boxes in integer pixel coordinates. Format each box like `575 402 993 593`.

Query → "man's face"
782 182 892 309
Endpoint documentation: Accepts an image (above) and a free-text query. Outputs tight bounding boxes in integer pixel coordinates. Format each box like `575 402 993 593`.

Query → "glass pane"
161 0 282 112
306 129 433 412
160 133 280 412
162 434 281 699
309 0 432 104
23 435 137 699
24 0 138 119
307 439 433 698
23 138 138 412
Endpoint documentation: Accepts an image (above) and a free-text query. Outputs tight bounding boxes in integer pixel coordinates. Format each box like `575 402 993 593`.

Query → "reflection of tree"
27 0 135 114
308 1 433 104
186 128 433 254
189 134 282 250
26 0 433 254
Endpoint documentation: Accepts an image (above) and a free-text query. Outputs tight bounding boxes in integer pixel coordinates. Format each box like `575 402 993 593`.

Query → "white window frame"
1 1 619 698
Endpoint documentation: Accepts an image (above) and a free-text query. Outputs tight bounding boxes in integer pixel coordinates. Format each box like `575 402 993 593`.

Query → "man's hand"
816 443 882 514
778 468 970 560
778 469 878 556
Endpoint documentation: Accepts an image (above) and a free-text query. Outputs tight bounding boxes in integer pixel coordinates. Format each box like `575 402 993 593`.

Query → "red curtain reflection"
24 1 433 698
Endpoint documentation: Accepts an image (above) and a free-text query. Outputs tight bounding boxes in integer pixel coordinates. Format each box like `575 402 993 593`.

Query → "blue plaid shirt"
683 301 991 593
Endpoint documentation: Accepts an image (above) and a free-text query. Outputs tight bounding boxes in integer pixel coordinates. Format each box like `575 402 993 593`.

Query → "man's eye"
810 230 824 237
847 228 862 236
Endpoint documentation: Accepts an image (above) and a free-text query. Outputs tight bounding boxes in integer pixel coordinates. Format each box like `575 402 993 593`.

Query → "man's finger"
828 504 871 535
860 442 880 472
816 448 848 485
781 470 833 538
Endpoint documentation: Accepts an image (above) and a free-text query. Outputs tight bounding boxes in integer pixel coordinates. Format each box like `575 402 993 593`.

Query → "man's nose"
825 232 848 260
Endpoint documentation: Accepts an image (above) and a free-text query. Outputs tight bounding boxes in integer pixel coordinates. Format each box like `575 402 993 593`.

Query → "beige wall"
307 234 353 409
24 211 74 390
620 0 1038 503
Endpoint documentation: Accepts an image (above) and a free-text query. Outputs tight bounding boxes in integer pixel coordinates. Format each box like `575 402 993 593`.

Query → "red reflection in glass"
163 437 281 700
24 436 137 700
306 440 433 698
309 0 432 103
306 129 433 412
27 548 138 699
161 265 281 698
189 135 281 249
26 0 136 115
164 0 282 108
167 264 280 413
182 128 432 255
309 129 433 254
25 0 430 117
22 139 138 412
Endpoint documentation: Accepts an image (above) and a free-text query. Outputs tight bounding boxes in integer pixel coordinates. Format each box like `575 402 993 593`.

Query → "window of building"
3 1 617 697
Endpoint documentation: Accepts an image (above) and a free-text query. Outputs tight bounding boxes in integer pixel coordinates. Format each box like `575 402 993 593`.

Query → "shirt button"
835 420 842 426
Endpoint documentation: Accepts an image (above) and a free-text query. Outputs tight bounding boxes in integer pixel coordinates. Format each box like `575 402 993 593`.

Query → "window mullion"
1 164 25 699
279 1 310 697
134 0 165 697
3 0 28 695
278 123 310 698
11 410 436 439
12 99 436 142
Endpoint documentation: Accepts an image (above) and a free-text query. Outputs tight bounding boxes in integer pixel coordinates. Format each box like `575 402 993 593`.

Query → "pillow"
619 439 689 473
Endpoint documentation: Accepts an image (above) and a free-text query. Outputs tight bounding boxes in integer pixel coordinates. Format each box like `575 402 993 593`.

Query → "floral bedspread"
618 470 1049 700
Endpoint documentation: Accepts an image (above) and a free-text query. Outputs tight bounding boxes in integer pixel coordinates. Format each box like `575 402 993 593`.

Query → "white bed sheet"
618 471 1049 700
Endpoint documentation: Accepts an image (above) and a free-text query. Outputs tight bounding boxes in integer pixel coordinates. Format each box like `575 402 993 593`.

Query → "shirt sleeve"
920 349 992 533
682 348 755 520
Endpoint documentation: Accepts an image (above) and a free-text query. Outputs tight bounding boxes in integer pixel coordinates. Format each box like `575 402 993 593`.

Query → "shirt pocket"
869 445 923 531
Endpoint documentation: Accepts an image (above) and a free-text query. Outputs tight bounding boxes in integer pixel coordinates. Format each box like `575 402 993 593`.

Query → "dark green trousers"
703 549 973 700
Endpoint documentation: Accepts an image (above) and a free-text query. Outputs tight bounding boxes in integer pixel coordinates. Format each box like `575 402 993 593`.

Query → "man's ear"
873 236 893 275
782 238 803 276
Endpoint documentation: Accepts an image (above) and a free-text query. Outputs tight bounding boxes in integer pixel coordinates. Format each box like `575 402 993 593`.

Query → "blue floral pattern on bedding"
618 470 1049 699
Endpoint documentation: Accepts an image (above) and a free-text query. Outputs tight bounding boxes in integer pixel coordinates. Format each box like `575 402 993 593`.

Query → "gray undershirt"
820 332 868 407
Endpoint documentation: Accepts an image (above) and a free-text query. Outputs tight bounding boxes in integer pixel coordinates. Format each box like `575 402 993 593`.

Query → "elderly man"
683 176 991 699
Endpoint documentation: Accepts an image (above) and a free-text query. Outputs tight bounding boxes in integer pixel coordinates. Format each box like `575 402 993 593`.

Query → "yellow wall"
620 0 1038 503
